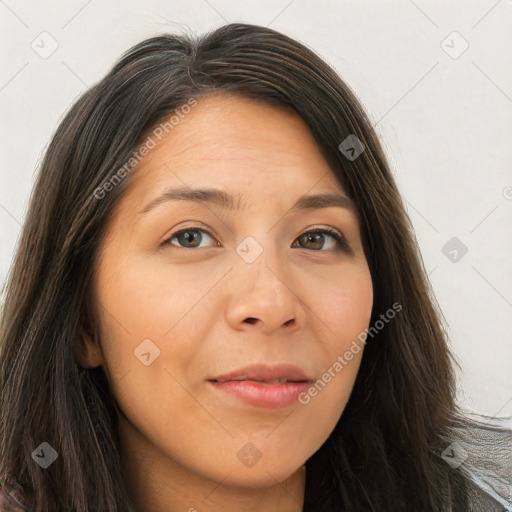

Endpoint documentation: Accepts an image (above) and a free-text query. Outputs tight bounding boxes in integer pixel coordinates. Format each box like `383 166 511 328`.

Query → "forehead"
122 93 348 210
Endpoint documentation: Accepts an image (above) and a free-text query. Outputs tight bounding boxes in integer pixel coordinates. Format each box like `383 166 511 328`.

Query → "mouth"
210 377 303 384
207 363 313 408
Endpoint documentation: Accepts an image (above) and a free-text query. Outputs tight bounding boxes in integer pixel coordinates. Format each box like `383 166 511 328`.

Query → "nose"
225 247 306 335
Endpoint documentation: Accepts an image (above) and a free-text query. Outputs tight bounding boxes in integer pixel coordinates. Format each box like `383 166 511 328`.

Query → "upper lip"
208 363 313 383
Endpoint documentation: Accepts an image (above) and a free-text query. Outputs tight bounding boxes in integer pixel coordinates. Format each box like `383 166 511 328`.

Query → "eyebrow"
138 187 356 216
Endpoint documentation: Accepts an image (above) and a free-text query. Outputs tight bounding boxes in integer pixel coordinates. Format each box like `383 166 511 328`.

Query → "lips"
208 363 313 408
208 363 313 384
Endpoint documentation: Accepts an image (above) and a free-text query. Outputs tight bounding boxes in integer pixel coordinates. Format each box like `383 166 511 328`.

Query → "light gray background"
1 0 511 417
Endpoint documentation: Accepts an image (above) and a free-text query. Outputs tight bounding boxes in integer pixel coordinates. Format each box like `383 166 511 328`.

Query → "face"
82 93 373 493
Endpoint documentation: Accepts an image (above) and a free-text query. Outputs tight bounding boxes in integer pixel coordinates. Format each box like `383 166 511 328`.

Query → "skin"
80 93 374 512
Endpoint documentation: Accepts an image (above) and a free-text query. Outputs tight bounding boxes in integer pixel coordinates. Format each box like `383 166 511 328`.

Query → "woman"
0 22 510 512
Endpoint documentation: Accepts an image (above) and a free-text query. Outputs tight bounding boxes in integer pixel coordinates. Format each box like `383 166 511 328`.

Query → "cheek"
95 256 214 354
93 252 225 400
311 263 374 349
92 262 203 414
289 265 372 438
95 262 175 337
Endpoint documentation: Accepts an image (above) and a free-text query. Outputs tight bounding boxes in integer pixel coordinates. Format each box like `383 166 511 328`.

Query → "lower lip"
209 380 311 408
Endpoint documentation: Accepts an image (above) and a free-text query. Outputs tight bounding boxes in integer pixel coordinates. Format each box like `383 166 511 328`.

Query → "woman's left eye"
162 227 349 252
292 228 349 251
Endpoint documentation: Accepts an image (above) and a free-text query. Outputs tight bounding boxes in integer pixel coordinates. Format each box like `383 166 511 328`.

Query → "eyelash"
162 226 350 252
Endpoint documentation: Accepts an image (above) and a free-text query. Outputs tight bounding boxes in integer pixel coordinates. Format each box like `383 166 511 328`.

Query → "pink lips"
208 363 313 408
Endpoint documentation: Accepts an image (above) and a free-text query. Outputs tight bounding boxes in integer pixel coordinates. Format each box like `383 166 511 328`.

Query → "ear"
75 324 104 369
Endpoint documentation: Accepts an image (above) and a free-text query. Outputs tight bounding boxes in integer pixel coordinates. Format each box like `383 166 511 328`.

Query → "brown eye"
293 228 349 251
163 228 217 248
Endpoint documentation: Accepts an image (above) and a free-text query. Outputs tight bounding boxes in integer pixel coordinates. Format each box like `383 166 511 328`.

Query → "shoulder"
450 413 512 511
0 480 31 512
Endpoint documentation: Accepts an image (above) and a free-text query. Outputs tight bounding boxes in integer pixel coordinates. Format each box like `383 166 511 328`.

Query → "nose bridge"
252 247 284 295
237 230 285 291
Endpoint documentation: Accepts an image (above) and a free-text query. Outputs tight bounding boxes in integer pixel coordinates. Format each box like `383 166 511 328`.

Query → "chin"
221 465 302 489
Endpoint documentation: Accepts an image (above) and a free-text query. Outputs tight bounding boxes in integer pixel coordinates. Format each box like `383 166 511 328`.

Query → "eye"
292 227 350 252
162 226 350 252
164 227 218 249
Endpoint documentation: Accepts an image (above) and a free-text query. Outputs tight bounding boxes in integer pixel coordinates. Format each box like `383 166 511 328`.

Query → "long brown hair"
0 23 469 511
